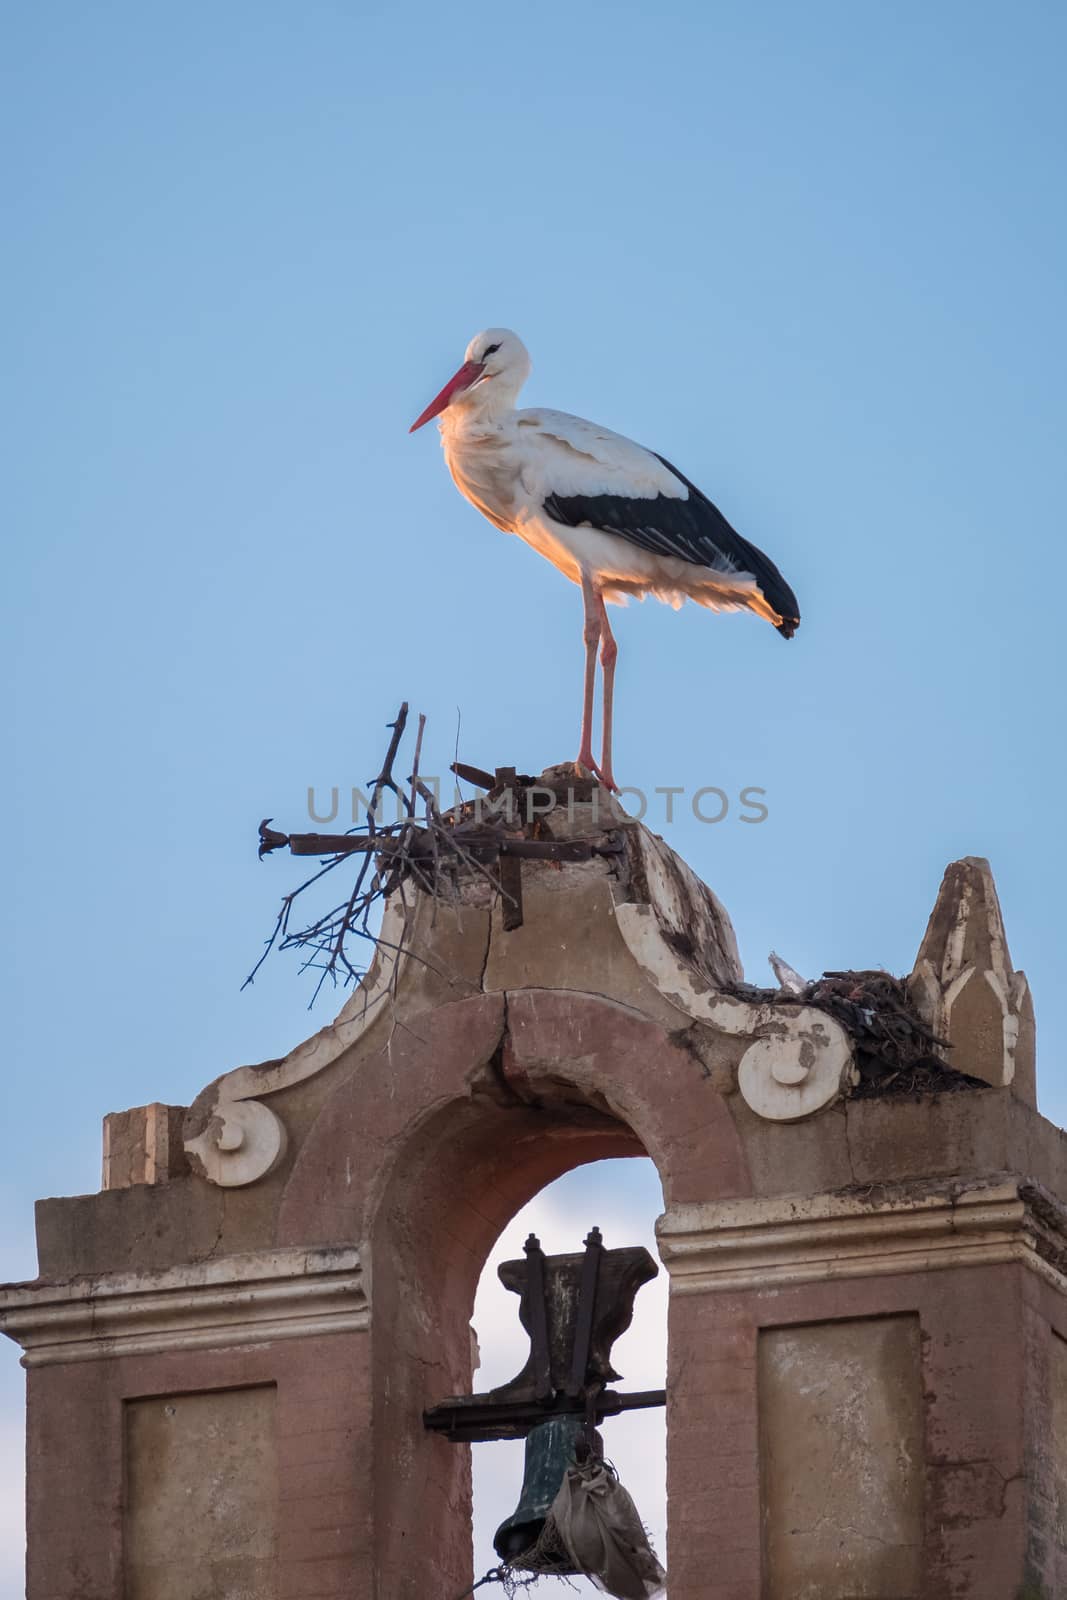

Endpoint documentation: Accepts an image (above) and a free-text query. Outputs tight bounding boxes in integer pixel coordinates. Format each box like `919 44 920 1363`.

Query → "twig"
247 704 569 1001
409 711 427 819
367 702 409 832
246 704 495 998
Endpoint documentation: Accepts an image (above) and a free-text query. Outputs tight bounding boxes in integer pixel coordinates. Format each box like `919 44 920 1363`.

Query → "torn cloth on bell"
549 1457 666 1600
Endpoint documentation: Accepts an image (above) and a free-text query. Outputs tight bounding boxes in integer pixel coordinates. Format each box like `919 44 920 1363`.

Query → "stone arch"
278 987 752 1599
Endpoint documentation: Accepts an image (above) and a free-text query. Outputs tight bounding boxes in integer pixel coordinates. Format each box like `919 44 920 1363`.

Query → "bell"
492 1415 585 1568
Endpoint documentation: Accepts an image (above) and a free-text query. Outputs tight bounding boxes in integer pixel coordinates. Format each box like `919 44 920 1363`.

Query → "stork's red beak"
409 360 486 432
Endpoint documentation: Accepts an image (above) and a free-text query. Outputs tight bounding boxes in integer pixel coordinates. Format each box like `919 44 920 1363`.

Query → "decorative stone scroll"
183 897 409 1186
610 826 854 1123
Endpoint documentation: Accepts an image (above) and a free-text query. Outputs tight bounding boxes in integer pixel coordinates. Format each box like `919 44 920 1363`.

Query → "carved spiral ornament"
737 1017 854 1122
184 1099 288 1188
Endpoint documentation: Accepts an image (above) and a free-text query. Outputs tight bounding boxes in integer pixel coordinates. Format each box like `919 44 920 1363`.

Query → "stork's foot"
597 759 619 794
573 752 619 794
573 750 598 782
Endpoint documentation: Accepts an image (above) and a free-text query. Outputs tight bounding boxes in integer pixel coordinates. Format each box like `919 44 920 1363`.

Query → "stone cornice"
0 1245 367 1367
657 1177 1067 1296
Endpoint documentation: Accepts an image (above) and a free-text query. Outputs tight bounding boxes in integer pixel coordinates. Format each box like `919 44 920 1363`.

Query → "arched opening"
279 986 752 1599
366 1092 646 1600
471 1156 667 1588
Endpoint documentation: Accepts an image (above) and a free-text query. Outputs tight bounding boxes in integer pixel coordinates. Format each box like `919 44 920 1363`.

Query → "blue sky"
2 2 1066 1591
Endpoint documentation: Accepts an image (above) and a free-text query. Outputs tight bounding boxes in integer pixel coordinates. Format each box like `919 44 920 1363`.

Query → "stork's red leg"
596 593 619 792
576 572 603 781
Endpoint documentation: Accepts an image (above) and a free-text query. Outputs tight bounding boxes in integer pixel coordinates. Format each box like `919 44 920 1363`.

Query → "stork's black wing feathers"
543 451 800 638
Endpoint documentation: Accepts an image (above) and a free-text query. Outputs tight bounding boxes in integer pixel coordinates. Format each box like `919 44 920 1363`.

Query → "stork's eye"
483 342 501 358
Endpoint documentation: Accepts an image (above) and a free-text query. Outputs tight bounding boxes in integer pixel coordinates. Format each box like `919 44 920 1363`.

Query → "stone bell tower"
2 773 1065 1599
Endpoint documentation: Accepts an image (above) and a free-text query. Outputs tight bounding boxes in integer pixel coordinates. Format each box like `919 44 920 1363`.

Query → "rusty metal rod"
272 829 621 863
567 1225 603 1399
524 1233 553 1403
422 1387 667 1443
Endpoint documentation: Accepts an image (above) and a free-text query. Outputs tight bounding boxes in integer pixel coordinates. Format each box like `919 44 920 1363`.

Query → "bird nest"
727 969 986 1097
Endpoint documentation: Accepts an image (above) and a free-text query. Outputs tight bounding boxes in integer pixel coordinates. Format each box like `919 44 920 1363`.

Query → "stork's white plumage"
410 328 800 789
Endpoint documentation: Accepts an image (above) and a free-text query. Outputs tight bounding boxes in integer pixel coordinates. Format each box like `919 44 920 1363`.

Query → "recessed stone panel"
759 1315 923 1599
124 1385 277 1599
1052 1332 1067 1585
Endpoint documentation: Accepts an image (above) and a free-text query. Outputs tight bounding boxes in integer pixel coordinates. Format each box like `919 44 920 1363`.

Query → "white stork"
410 328 799 791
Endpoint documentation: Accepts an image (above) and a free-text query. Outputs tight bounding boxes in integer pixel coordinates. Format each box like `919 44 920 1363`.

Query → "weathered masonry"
2 778 1065 1599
